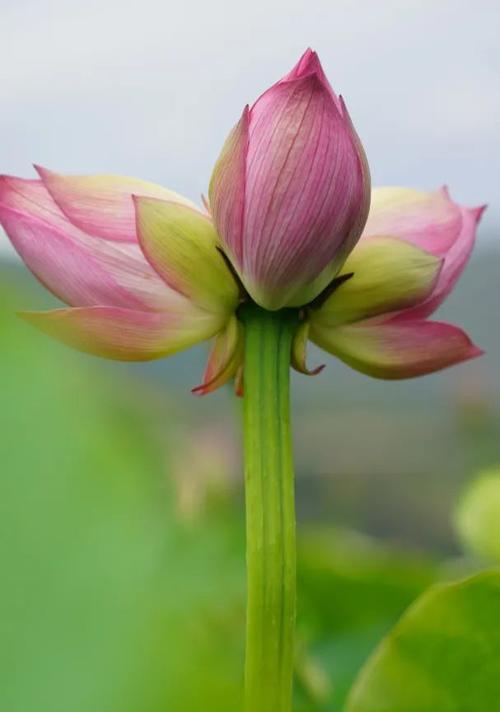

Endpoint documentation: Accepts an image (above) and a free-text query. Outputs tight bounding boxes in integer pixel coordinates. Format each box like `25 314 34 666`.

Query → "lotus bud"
209 49 370 310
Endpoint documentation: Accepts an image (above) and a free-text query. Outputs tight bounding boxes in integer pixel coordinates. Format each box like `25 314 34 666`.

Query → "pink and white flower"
0 51 483 391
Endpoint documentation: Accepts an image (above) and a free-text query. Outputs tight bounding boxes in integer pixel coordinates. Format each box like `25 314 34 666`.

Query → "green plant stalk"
242 304 299 712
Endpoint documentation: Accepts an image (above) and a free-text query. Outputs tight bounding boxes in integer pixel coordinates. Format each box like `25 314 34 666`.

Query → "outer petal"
291 321 325 375
210 50 369 310
396 202 485 320
361 187 485 320
36 166 196 242
21 305 223 362
134 197 239 312
192 316 243 395
208 106 249 267
0 177 178 310
311 237 442 327
310 319 483 379
363 187 462 255
234 364 244 398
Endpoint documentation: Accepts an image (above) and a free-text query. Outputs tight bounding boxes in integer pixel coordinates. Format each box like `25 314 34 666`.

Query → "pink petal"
361 186 486 320
245 76 367 308
396 202 486 320
310 319 483 379
210 52 369 310
36 166 196 242
0 176 178 310
192 316 243 395
21 305 223 362
363 186 463 256
282 48 340 106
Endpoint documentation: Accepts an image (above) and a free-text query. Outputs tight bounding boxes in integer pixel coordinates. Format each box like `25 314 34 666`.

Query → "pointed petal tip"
438 184 451 200
437 185 487 223
282 48 335 94
296 47 318 71
33 164 53 183
469 344 485 360
191 383 208 396
201 194 210 214
472 204 487 223
295 362 326 377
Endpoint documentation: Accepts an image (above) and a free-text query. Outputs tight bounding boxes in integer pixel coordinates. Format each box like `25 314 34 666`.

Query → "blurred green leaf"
0 277 245 712
455 469 500 561
345 569 500 712
296 528 437 711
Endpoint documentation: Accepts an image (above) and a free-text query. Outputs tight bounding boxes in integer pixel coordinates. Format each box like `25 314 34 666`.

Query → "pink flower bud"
209 49 370 310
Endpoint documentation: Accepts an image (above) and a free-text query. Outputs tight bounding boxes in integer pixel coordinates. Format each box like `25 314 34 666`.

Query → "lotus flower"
0 51 483 392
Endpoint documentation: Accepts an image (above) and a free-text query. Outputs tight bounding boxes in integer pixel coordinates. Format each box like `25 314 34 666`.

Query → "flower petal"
244 73 368 309
134 197 239 312
312 237 442 327
0 177 178 310
310 319 483 379
363 187 462 255
234 364 244 397
208 106 249 267
36 166 196 242
291 321 325 375
21 305 223 362
396 202 485 320
192 316 243 395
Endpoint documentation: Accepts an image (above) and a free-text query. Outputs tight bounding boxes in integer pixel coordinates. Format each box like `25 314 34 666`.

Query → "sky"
1 0 499 258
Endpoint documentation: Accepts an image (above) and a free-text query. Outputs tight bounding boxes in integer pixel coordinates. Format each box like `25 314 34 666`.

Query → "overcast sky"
1 0 498 258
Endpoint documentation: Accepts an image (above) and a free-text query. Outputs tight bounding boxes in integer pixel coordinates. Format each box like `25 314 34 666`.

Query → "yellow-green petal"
312 237 442 328
135 197 240 313
291 321 324 375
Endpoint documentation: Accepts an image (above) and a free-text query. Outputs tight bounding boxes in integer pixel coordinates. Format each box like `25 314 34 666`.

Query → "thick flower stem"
241 304 299 712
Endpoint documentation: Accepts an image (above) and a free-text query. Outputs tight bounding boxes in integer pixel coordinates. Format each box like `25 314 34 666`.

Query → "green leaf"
455 469 500 561
0 268 245 712
345 569 500 712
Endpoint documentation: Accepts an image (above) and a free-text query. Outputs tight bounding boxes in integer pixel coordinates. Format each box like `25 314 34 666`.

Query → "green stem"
241 304 299 712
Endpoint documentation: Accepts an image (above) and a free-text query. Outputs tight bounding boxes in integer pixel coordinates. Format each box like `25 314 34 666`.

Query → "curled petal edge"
291 321 325 376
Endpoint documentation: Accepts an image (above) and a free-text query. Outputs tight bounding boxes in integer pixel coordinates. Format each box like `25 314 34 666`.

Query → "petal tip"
33 164 51 181
438 184 451 200
472 204 488 223
304 363 326 376
295 47 319 74
469 344 485 360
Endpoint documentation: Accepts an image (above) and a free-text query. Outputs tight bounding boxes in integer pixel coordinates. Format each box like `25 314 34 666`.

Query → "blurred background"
1 1 499 710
